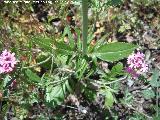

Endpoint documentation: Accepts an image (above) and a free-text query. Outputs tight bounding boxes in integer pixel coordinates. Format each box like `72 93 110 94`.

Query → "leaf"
32 36 53 52
105 0 123 6
76 58 88 79
84 88 97 101
122 89 133 104
46 80 72 106
25 69 40 83
63 26 74 48
2 103 9 117
54 41 74 55
142 89 155 99
93 42 137 62
104 90 114 108
99 88 114 108
111 62 123 74
150 69 160 87
94 34 108 50
3 75 11 87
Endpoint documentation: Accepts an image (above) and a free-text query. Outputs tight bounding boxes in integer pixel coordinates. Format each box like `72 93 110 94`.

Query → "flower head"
126 51 148 79
0 49 17 74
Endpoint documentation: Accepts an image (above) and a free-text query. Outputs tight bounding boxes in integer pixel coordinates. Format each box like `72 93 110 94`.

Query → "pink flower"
125 67 139 79
0 49 17 74
126 51 148 79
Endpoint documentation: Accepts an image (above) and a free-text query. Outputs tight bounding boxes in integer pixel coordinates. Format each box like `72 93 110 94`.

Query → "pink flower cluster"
126 51 148 78
0 49 17 74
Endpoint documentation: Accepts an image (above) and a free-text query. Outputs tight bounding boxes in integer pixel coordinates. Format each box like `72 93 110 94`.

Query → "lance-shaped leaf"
93 42 137 62
54 41 74 55
32 36 53 52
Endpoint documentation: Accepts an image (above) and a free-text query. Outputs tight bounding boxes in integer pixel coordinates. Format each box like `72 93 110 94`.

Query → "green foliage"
31 36 53 52
129 113 146 120
150 69 160 87
93 42 137 62
3 75 12 88
63 26 75 48
46 79 72 106
122 89 133 105
1 0 157 119
25 69 40 83
104 90 114 108
91 0 123 9
54 41 74 55
99 62 124 81
111 62 123 76
100 87 115 108
142 89 155 99
83 88 97 101
1 103 9 118
36 53 54 69
105 0 123 6
75 57 88 79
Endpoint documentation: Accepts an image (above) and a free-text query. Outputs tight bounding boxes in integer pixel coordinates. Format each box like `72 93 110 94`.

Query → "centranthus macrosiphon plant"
0 0 159 119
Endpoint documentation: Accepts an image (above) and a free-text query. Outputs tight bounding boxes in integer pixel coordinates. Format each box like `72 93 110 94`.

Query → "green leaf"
54 41 74 55
105 0 123 6
63 26 74 48
76 58 88 79
32 36 53 52
142 89 155 99
75 28 82 51
3 75 11 87
94 34 109 50
150 69 160 87
105 90 114 108
25 69 40 83
2 103 9 117
111 62 123 74
46 80 72 106
93 42 137 62
84 88 97 101
99 88 114 108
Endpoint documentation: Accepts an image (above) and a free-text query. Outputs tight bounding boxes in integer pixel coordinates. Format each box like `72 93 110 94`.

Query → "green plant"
23 1 137 110
1 0 153 119
142 68 160 117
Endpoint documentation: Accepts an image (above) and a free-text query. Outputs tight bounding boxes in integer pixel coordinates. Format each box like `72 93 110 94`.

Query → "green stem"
156 85 159 117
82 0 88 54
22 56 52 69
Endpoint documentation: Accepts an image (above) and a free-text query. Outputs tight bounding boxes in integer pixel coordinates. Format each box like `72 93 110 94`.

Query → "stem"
82 0 88 54
50 56 54 75
60 105 78 110
156 83 159 117
93 75 127 85
125 104 152 119
56 68 75 73
22 56 52 69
